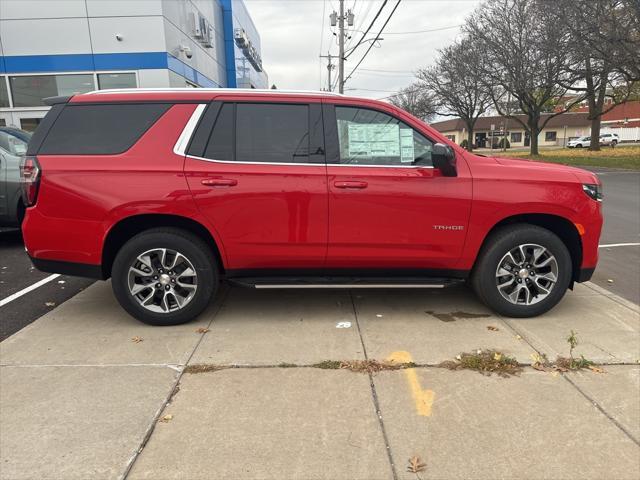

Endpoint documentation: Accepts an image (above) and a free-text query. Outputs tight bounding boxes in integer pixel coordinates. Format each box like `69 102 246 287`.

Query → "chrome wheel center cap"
159 273 171 285
517 268 529 279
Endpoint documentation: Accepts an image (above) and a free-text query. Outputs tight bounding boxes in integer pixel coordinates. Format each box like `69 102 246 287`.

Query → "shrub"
460 139 469 149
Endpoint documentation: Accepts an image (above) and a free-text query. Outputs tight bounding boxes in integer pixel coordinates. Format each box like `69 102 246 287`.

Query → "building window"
0 78 9 108
20 118 42 132
10 74 95 107
97 73 136 90
545 131 557 142
511 132 522 143
446 134 456 142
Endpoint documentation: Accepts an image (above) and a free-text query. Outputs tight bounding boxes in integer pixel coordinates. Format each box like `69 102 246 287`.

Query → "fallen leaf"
160 414 173 423
407 456 426 473
607 279 614 284
131 336 144 343
45 302 55 307
588 365 606 374
486 325 499 331
195 327 210 334
493 352 503 361
516 335 523 340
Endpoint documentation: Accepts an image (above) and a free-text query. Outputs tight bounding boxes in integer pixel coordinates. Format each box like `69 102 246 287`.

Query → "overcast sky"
244 0 481 99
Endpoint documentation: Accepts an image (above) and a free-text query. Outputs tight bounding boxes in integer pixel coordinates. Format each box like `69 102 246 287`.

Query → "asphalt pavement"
0 229 93 341
591 168 640 304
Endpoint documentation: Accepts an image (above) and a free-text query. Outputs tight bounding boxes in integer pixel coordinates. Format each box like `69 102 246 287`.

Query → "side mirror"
432 143 457 177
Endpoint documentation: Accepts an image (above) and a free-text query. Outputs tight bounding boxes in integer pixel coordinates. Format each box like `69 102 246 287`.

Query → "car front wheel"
471 224 572 317
111 228 218 325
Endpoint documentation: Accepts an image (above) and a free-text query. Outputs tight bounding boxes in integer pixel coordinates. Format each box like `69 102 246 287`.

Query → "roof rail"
84 88 344 97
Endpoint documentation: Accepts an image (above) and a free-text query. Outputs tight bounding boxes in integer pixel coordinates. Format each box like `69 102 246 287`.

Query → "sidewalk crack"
349 291 398 480
119 287 229 480
498 314 640 447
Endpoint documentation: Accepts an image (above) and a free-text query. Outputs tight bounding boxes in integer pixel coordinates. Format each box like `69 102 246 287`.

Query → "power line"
344 0 388 59
383 24 462 35
360 68 414 73
344 0 402 84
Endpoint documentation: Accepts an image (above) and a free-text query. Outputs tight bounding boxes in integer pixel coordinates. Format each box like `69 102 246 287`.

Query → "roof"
430 112 591 132
602 100 640 122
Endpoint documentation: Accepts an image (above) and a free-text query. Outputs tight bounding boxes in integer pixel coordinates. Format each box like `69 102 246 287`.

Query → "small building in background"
0 0 268 131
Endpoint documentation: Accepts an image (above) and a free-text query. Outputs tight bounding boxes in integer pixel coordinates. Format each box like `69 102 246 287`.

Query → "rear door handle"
334 181 368 189
201 178 237 187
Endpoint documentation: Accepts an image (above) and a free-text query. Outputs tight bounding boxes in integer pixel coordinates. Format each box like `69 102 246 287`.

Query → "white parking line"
0 274 60 308
599 243 640 248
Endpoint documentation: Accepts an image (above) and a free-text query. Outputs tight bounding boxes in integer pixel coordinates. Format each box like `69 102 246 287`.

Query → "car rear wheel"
471 224 572 317
111 228 217 325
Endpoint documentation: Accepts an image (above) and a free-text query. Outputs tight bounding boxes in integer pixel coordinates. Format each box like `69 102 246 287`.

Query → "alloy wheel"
495 243 558 305
127 248 198 313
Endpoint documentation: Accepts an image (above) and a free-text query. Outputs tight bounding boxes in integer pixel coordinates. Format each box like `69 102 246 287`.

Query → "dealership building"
0 0 268 131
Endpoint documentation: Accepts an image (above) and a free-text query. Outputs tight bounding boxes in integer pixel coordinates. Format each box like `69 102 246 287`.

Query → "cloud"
244 0 481 98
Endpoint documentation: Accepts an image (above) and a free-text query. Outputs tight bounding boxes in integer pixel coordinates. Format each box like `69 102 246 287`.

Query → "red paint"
22 90 603 278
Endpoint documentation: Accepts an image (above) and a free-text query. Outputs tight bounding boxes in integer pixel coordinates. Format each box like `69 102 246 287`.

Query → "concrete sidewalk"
1 281 639 480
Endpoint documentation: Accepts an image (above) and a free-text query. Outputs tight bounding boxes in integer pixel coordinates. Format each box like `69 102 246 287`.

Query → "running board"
228 277 463 289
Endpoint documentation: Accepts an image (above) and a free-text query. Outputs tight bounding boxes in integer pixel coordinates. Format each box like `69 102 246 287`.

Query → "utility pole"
319 52 335 91
330 1 354 94
338 0 345 93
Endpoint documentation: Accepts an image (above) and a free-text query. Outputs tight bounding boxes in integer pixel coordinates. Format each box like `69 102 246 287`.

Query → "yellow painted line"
388 350 435 417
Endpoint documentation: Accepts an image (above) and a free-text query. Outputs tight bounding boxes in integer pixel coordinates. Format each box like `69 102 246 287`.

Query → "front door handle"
201 178 237 187
334 181 368 189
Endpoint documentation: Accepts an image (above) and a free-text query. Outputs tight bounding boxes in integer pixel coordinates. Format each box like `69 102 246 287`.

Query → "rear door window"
38 103 170 155
236 103 309 164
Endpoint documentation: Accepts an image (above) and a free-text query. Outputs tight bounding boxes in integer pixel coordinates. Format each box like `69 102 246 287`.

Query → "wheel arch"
101 214 224 279
477 213 582 283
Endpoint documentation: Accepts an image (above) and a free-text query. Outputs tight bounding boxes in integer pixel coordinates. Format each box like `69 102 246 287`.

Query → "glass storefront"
97 73 137 90
10 74 95 107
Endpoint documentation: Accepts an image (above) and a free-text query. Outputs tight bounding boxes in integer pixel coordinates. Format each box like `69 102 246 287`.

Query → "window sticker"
400 128 415 163
347 123 400 157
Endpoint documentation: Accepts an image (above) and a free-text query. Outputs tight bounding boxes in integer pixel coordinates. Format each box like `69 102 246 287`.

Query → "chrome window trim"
173 103 207 156
175 102 435 169
185 154 434 169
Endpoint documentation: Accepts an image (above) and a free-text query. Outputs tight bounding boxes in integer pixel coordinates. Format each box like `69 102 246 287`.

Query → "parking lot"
1 167 639 480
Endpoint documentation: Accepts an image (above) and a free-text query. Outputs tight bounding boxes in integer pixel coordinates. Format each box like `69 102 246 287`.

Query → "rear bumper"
30 256 105 280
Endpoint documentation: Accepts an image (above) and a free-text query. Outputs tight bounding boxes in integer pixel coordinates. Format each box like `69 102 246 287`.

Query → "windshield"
0 130 30 156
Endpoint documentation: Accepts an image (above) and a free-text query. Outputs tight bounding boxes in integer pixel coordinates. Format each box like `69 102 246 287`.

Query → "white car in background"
567 136 591 148
567 133 619 148
598 133 619 147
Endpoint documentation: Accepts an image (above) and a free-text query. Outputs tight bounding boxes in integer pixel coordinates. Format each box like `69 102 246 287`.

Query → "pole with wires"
330 0 354 94
319 52 335 91
338 0 345 93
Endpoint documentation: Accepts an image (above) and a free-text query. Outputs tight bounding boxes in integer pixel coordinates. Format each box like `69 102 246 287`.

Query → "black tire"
576 144 582 148
471 224 572 318
111 228 218 326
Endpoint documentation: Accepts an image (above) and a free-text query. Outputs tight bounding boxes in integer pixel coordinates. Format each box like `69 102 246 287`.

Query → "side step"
228 276 463 289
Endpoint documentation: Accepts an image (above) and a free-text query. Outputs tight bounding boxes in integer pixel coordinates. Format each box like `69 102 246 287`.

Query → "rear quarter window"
38 103 170 155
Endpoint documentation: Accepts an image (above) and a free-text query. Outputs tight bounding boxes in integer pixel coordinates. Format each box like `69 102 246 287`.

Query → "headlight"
582 184 602 202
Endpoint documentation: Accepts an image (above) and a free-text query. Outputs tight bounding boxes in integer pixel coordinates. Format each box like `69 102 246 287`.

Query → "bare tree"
550 0 639 150
388 83 437 122
416 38 492 151
465 0 583 155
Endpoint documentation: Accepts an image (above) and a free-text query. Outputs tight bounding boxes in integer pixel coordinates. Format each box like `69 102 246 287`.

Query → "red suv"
21 89 602 325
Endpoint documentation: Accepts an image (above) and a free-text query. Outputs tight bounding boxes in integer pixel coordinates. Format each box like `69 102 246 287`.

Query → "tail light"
20 155 41 206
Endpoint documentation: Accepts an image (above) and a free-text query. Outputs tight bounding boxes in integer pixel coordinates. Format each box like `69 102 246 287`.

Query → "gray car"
0 127 31 227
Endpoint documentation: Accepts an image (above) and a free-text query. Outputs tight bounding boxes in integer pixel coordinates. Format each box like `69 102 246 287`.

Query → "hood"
493 156 600 184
